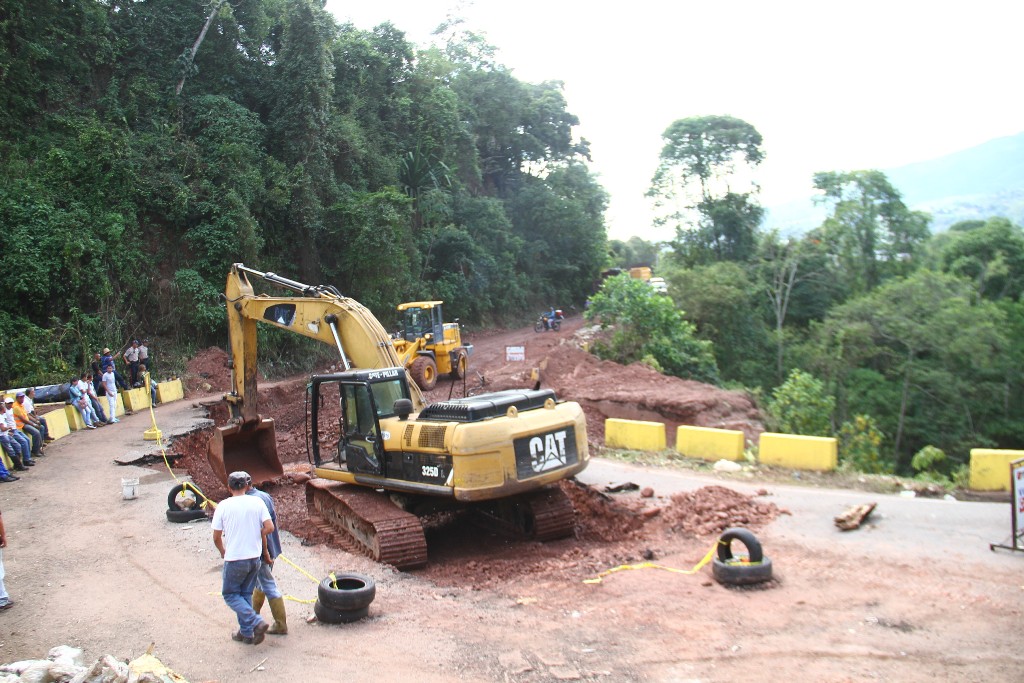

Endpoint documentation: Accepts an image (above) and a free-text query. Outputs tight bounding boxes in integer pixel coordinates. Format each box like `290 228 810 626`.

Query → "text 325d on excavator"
207 264 589 569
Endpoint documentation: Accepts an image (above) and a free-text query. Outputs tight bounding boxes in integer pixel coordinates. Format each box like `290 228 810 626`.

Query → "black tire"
712 555 773 585
166 508 208 523
550 320 561 331
318 573 376 611
451 350 468 379
409 356 438 391
716 527 764 563
314 600 369 624
534 321 544 333
167 483 204 511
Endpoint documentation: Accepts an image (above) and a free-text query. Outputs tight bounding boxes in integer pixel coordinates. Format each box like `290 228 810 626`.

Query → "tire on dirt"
534 321 545 333
713 527 771 585
716 527 764 563
166 508 207 523
712 556 773 585
451 350 468 379
409 356 438 391
550 319 561 331
318 573 376 611
314 600 369 624
167 483 204 511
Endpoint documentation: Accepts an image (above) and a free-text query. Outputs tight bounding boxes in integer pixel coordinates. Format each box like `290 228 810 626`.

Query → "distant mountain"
765 132 1024 235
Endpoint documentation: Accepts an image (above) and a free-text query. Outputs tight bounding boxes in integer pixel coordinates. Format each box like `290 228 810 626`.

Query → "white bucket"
121 477 140 500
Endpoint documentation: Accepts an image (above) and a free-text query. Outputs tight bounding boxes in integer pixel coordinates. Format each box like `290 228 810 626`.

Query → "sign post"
990 457 1024 553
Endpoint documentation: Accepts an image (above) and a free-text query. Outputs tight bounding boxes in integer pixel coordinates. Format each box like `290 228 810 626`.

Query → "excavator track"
305 479 428 570
472 485 577 541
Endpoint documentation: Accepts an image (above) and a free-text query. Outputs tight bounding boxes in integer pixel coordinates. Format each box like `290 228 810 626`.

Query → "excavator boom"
210 264 426 484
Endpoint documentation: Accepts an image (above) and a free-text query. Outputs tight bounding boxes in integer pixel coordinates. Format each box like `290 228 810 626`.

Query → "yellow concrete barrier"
759 432 837 471
969 449 1024 491
676 425 745 462
156 379 184 404
123 387 151 412
41 406 70 440
64 404 85 431
605 418 666 451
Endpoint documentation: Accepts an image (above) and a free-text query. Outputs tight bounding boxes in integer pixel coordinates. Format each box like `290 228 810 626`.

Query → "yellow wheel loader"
208 264 588 569
390 301 470 391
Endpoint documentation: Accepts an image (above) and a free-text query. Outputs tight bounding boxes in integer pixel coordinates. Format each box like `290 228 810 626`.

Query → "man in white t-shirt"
101 365 119 424
212 471 274 645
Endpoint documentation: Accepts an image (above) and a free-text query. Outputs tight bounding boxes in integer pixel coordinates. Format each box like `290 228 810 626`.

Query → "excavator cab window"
369 379 406 418
341 382 382 476
262 303 296 327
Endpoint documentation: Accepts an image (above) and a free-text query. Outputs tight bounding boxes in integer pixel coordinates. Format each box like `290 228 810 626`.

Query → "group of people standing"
69 340 156 429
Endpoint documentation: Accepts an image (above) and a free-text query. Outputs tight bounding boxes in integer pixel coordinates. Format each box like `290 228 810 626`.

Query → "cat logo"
513 427 578 479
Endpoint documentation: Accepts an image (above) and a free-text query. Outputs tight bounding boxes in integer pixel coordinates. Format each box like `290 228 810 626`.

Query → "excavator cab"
308 368 411 477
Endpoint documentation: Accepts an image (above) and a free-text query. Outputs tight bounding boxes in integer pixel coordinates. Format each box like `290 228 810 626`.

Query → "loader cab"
398 301 445 343
308 368 411 476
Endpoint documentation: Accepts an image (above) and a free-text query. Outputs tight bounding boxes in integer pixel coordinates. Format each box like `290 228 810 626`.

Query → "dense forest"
606 114 1024 480
2 1 1021 479
0 0 606 381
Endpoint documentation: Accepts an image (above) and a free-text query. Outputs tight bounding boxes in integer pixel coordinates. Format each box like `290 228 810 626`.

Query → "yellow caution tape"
277 553 322 584
583 542 718 584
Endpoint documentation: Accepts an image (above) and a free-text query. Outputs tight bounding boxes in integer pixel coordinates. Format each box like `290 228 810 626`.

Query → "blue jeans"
21 425 41 454
10 432 31 463
257 561 282 600
221 558 264 636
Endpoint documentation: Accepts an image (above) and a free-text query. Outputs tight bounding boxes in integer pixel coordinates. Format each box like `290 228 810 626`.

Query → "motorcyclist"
544 306 557 330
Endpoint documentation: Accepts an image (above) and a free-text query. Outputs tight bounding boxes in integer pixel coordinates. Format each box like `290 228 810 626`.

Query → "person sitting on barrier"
0 399 32 467
90 353 105 396
12 393 44 457
67 378 98 430
80 373 107 424
0 401 25 475
22 388 52 443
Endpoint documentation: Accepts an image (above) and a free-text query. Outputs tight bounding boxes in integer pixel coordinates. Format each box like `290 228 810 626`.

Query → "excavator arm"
225 263 425 423
210 264 424 485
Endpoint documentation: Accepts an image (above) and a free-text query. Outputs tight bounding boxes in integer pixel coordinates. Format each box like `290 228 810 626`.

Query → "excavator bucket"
207 418 283 486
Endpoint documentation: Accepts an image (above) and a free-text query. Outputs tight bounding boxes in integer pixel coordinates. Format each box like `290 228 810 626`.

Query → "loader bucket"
207 418 283 487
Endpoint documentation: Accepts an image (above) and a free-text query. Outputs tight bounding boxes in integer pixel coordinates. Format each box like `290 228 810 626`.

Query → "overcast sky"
324 0 1023 241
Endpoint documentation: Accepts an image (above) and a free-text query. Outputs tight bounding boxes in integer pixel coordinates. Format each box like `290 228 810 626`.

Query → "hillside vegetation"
0 0 607 384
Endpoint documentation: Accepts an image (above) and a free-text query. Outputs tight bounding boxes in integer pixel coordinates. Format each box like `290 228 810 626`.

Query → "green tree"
267 0 338 280
765 369 835 437
663 260 772 387
930 217 1024 301
585 275 718 383
806 270 1007 470
648 115 765 265
812 170 930 296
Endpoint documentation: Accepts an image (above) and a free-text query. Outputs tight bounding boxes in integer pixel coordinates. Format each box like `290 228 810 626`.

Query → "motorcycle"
533 309 564 333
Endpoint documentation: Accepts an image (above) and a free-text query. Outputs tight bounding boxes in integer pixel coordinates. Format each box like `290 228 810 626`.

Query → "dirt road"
1 321 1022 681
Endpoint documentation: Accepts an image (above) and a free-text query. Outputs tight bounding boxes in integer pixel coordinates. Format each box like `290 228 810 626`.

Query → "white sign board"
506 345 526 362
1014 460 1024 547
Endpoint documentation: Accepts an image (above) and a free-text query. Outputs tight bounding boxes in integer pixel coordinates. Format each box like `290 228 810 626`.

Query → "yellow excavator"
208 264 588 569
390 301 470 391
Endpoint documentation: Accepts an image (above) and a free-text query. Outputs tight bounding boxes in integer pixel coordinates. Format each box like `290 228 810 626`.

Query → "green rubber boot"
252 588 266 615
267 597 288 635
